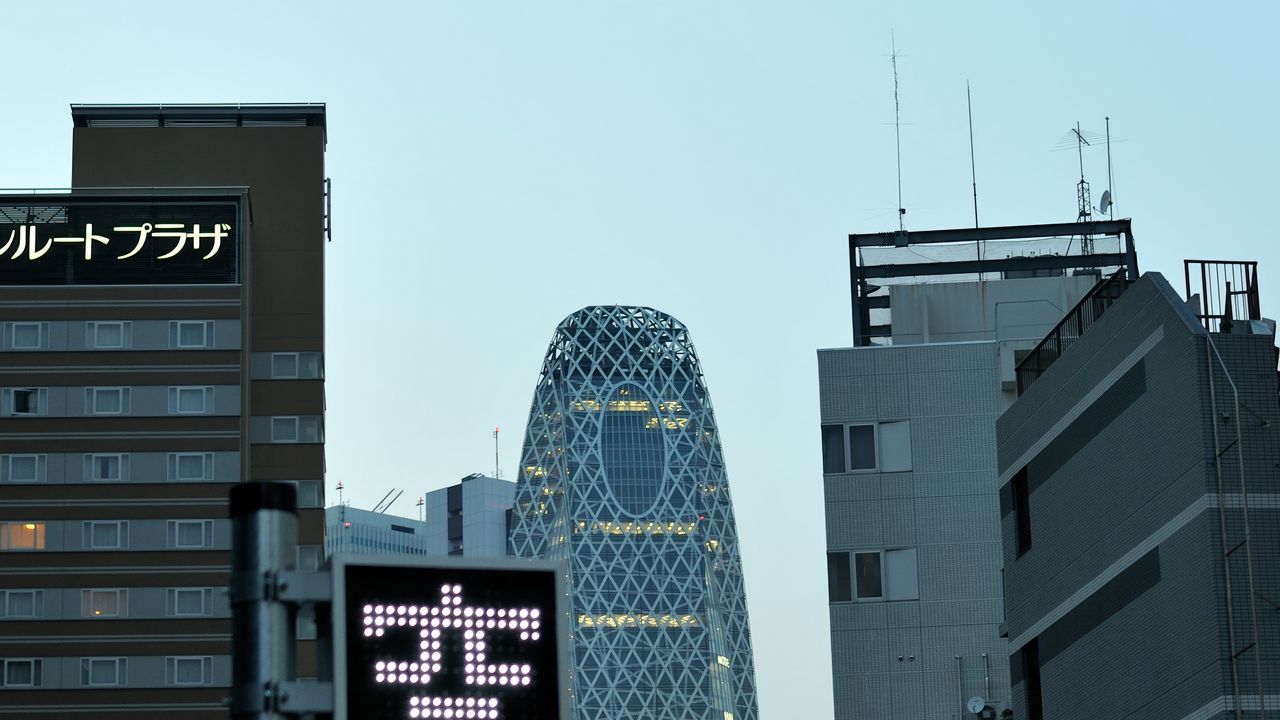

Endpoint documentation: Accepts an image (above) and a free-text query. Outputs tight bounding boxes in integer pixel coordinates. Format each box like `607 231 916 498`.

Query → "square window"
853 551 883 600
6 455 43 483
167 656 211 686
173 321 211 349
11 388 40 415
90 322 127 349
81 589 127 618
3 659 39 687
169 520 213 549
168 588 212 617
271 353 299 379
848 425 877 471
170 453 212 482
89 387 127 415
169 386 211 415
84 521 127 549
272 417 299 443
82 657 125 686
0 522 44 550
5 590 40 619
86 454 124 482
11 323 42 350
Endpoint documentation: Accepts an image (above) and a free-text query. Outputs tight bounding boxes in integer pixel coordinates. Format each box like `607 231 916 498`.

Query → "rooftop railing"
1015 268 1131 396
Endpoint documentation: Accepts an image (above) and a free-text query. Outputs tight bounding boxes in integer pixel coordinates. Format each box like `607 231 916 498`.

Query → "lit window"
0 522 44 550
89 321 129 349
167 588 213 617
168 453 213 482
81 589 128 618
83 521 128 550
1 659 40 687
166 656 212 686
7 387 44 416
2 590 42 619
9 322 44 350
271 353 299 379
81 657 126 686
171 321 213 349
272 417 299 443
168 520 214 549
3 455 45 483
168 386 211 415
85 454 126 483
87 387 129 415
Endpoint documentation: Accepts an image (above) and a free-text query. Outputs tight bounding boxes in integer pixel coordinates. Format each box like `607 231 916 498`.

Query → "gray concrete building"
324 504 430 557
822 221 1138 719
998 265 1280 720
424 473 514 558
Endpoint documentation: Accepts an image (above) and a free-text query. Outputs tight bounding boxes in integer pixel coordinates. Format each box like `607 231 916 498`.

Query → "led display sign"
0 198 239 285
332 555 568 720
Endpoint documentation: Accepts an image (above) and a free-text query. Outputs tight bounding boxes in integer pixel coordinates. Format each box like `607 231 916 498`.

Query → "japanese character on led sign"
1 223 231 261
360 583 544 720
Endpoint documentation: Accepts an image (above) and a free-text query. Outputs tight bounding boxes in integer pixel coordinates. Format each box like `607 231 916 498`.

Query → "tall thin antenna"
1072 121 1094 254
1105 116 1115 220
493 426 501 479
967 81 979 229
891 34 906 232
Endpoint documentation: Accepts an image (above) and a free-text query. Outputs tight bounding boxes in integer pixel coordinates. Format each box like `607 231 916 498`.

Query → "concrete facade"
423 474 514 558
324 505 430 557
997 273 1280 720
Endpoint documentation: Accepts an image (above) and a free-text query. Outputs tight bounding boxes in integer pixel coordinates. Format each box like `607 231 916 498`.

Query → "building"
0 104 328 717
423 473 514 557
998 264 1280 719
821 221 1138 719
508 306 759 720
325 504 431 557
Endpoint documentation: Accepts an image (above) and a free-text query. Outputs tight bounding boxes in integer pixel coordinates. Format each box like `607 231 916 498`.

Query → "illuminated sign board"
0 198 239 285
332 555 569 720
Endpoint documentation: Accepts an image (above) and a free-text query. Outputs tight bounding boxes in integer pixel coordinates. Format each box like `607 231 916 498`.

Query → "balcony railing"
1015 269 1131 396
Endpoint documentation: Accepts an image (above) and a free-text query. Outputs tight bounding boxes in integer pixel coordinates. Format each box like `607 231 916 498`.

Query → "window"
1 590 43 619
0 522 44 550
854 551 883 600
8 322 45 350
2 455 45 483
290 480 321 508
82 521 128 550
883 548 919 601
81 589 128 618
168 386 212 415
297 545 322 572
166 588 213 617
81 657 126 686
87 387 129 415
171 320 213 349
167 520 214 549
168 453 213 482
1 659 40 687
1014 466 1032 557
88 321 130 349
271 353 299 379
826 552 852 603
820 420 912 473
166 656 212 686
1022 638 1043 720
272 416 299 443
84 454 127 483
6 387 46 416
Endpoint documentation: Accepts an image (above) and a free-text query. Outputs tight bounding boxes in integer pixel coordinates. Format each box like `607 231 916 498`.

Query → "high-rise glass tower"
509 306 758 720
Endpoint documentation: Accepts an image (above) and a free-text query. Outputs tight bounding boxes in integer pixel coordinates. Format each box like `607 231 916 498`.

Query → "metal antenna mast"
493 426 502 479
968 81 979 229
1072 121 1094 254
1105 116 1115 220
892 35 906 232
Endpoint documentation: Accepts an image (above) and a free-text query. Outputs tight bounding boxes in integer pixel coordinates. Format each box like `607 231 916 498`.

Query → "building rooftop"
70 103 327 141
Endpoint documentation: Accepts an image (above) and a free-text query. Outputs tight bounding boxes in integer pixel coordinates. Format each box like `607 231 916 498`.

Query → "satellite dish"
1097 189 1112 214
967 696 987 714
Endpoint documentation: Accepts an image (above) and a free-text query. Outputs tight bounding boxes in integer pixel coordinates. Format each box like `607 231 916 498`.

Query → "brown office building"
0 104 328 717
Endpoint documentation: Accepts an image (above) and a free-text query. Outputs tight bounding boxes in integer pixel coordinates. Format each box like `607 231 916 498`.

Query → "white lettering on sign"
0 223 230 261
361 583 544 719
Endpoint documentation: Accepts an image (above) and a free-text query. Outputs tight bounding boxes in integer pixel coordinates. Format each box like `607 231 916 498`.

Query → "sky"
2 2 1279 717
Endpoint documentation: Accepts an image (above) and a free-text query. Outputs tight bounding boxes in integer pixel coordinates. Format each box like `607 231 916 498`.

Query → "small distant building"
424 474 514 558
324 505 429 557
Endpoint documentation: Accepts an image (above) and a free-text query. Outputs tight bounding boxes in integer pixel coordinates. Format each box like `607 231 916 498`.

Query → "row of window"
3 320 218 351
827 548 919 602
3 385 225 416
0 588 215 620
0 520 216 551
1 452 217 483
0 656 214 688
821 420 912 474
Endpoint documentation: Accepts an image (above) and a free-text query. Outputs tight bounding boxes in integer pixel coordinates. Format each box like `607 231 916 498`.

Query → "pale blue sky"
2 2 1277 717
